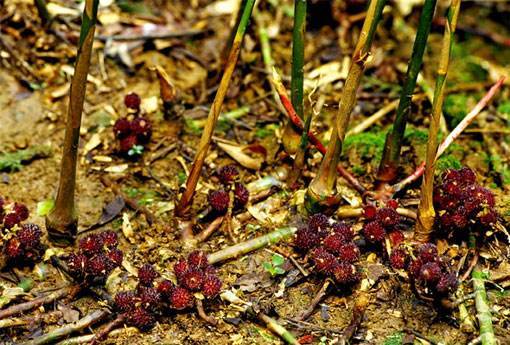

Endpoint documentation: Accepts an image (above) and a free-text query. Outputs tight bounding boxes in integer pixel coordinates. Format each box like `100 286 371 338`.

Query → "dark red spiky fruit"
124 92 141 110
308 213 329 235
115 291 137 312
419 262 442 284
208 190 230 212
137 286 161 311
332 262 359 284
418 243 438 263
376 207 400 227
180 269 205 291
363 205 377 220
125 307 155 331
131 117 152 142
389 248 408 269
295 227 320 251
169 286 194 310
13 203 29 221
157 280 174 298
408 258 423 278
113 117 131 138
388 230 405 247
323 232 346 254
362 221 385 243
337 242 360 263
17 223 42 247
106 248 123 267
386 199 399 209
67 253 87 276
3 213 20 229
458 167 476 184
4 238 22 258
436 272 458 294
218 165 239 184
79 234 103 255
174 259 189 280
86 254 109 276
138 264 159 286
234 183 249 208
119 134 138 153
331 222 354 242
188 251 209 270
479 210 498 226
202 275 222 298
100 231 118 249
310 247 338 274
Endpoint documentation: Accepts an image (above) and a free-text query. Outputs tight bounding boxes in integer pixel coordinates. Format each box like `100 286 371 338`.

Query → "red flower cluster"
391 243 457 296
1 198 43 266
208 165 249 213
434 167 498 231
361 201 403 246
114 252 222 331
66 231 123 284
294 214 360 285
113 92 152 155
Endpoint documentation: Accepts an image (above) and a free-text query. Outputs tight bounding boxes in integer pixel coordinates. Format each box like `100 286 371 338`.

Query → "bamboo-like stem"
305 0 387 212
208 227 297 264
175 0 255 217
258 313 299 345
414 0 461 243
271 68 366 195
282 0 307 155
20 309 109 345
34 0 52 25
377 0 437 184
392 77 505 193
0 285 77 320
46 0 99 245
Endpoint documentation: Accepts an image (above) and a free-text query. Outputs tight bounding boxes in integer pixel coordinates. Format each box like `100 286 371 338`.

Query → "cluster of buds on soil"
207 165 249 214
391 243 458 297
361 200 405 248
294 213 360 285
114 251 222 331
1 197 43 266
113 92 152 156
434 167 498 233
66 231 123 284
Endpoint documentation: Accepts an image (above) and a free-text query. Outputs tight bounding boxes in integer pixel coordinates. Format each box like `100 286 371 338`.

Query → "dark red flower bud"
202 275 222 298
131 117 152 142
173 259 189 280
458 167 476 184
138 264 159 286
388 230 405 247
3 212 21 229
436 272 458 294
113 118 131 138
125 307 155 331
386 199 399 209
13 203 29 221
124 92 141 110
169 286 194 310
234 183 249 208
331 222 354 242
67 253 87 276
4 238 23 258
323 232 347 255
218 165 239 184
180 269 205 291
86 254 109 276
17 223 42 247
308 213 330 236
100 231 118 249
157 280 175 298
188 251 209 270
337 242 360 263
418 243 438 263
295 227 320 251
408 258 423 278
107 248 123 267
363 205 377 220
419 262 442 284
137 286 161 311
376 207 400 227
389 248 408 269
114 291 137 312
310 247 338 274
208 190 230 213
119 134 138 153
332 262 359 284
362 221 386 243
79 234 103 255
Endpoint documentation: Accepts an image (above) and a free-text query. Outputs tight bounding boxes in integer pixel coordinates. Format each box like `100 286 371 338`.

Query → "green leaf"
274 267 286 275
271 254 285 266
262 262 274 273
36 199 55 216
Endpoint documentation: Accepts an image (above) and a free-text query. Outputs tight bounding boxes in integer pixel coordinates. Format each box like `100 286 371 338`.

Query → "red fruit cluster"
1 198 43 266
113 116 152 154
294 214 360 285
124 92 141 111
361 201 403 245
66 231 123 284
158 251 222 311
208 165 249 213
434 167 498 232
391 243 457 296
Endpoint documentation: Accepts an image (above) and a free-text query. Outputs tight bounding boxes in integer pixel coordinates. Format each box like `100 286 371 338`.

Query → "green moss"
351 165 366 176
497 101 510 117
404 125 428 144
0 145 52 172
255 124 279 139
444 93 470 127
436 155 462 172
383 332 403 345
343 129 386 161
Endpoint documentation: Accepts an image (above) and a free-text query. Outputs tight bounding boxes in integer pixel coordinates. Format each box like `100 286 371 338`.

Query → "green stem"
258 313 299 345
415 0 460 243
46 0 99 245
377 0 437 183
208 227 297 264
34 0 52 25
282 0 307 155
175 0 256 217
306 0 387 212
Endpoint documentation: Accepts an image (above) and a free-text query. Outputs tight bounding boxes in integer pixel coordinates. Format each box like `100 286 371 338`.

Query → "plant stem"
377 0 437 184
414 0 460 243
46 0 99 245
282 0 306 155
391 77 505 193
258 313 299 345
207 227 297 264
21 309 109 345
34 0 52 25
175 0 255 217
306 0 386 212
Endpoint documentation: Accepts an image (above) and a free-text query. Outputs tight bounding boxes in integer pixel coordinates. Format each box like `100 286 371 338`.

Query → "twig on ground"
294 280 331 321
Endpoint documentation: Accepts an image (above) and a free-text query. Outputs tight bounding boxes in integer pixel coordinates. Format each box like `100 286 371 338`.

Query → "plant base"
45 212 77 246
